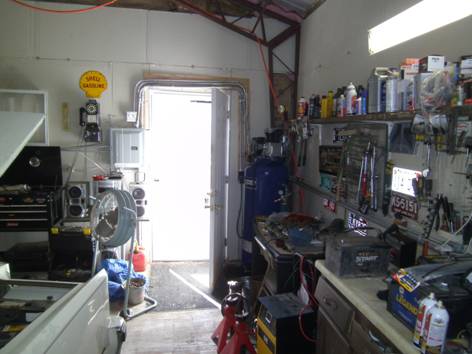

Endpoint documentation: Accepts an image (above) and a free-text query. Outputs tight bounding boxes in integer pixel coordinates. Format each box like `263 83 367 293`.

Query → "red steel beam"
174 0 268 45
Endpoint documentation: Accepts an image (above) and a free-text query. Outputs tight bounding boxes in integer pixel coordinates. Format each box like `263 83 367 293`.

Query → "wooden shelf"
309 111 415 125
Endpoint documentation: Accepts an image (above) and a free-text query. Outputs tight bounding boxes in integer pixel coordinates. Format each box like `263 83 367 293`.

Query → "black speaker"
64 182 90 219
130 184 147 218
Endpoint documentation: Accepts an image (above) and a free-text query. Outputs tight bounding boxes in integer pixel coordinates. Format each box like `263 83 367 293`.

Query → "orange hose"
10 0 118 14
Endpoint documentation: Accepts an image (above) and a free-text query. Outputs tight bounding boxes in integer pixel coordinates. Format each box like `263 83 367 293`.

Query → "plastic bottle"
320 95 328 119
314 95 321 118
308 94 316 118
413 293 437 347
337 94 345 117
362 89 368 114
297 97 307 117
327 90 334 118
422 300 449 354
345 83 357 115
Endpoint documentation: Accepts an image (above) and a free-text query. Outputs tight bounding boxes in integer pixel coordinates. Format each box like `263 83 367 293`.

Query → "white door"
209 88 230 290
149 90 212 261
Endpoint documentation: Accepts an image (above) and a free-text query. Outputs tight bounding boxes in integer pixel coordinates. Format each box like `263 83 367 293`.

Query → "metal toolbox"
325 235 391 278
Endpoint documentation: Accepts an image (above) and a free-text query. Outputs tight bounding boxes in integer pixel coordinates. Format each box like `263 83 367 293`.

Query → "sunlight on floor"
191 272 210 288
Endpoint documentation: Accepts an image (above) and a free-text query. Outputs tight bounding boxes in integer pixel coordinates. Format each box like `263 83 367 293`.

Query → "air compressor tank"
242 157 288 268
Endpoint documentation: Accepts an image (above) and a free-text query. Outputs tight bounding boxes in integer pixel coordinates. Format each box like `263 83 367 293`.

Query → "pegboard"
336 124 388 215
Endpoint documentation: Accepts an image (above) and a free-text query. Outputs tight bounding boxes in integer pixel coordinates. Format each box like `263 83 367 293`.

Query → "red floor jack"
212 281 256 354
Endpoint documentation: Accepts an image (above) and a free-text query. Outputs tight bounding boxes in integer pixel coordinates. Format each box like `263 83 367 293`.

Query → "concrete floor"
121 306 221 353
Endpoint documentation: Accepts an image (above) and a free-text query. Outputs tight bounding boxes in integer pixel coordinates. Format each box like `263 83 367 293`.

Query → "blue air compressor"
241 136 288 269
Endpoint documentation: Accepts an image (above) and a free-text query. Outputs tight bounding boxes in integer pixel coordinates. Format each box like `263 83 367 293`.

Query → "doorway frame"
134 76 250 289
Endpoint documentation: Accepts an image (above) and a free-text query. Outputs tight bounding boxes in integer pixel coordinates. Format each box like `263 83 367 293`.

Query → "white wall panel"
35 2 147 63
147 11 248 69
0 1 32 58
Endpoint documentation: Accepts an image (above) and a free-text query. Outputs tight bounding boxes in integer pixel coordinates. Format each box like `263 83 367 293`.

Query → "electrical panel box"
110 128 144 169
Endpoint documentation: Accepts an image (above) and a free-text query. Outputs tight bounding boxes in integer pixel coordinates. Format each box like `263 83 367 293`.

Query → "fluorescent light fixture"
368 0 472 55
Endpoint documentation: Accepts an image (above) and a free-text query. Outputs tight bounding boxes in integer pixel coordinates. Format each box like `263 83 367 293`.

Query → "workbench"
315 260 418 354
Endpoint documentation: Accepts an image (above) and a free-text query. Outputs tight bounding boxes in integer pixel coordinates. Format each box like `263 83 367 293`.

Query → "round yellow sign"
79 70 108 98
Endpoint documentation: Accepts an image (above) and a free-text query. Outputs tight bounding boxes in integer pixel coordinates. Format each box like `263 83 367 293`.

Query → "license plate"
391 194 418 220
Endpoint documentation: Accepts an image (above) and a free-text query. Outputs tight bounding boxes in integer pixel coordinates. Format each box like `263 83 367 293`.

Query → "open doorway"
136 79 248 311
141 84 239 311
149 88 213 262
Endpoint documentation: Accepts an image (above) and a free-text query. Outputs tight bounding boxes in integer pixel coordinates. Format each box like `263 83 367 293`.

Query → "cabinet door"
317 308 351 354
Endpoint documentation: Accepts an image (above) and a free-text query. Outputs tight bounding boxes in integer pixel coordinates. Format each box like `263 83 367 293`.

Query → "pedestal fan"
90 189 157 319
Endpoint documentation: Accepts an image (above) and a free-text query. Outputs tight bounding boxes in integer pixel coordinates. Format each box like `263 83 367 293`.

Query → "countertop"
315 260 419 354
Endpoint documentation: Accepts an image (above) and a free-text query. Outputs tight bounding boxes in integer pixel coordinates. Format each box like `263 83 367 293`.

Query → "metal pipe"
133 79 250 172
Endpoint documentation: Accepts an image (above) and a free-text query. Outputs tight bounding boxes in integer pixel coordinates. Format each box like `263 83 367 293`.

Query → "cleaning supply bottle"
413 293 437 347
320 95 328 119
327 90 334 118
345 82 357 115
422 300 449 354
308 94 316 118
337 94 345 117
314 94 321 118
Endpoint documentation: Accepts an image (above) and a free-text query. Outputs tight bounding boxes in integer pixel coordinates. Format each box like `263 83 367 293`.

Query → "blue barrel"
242 157 288 268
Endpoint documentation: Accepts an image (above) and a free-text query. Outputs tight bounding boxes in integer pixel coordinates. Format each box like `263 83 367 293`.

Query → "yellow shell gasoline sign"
79 71 108 98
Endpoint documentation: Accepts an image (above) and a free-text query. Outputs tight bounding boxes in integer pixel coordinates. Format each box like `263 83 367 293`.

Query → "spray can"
308 94 316 118
320 95 328 119
386 77 399 112
345 82 357 115
413 293 437 347
422 300 449 354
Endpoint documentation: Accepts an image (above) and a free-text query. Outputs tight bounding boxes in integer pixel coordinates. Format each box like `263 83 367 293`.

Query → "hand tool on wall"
370 145 378 211
423 139 432 178
423 195 441 239
382 160 394 216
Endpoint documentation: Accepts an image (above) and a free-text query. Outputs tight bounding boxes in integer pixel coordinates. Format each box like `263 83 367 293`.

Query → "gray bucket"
127 277 145 306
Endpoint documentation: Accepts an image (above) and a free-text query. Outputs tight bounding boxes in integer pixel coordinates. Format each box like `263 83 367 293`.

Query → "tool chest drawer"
317 307 351 354
315 276 354 333
349 313 400 354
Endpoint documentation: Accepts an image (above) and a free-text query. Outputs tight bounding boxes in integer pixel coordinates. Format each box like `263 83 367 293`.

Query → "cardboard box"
419 55 445 72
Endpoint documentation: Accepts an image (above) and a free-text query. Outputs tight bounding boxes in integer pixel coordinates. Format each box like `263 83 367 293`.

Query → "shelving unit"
309 106 472 125
309 111 415 125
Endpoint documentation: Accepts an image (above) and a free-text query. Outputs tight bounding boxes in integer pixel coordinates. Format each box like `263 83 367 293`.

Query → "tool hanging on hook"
357 141 378 215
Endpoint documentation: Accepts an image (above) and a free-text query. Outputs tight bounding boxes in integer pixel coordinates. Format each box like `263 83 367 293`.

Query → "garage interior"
0 0 472 353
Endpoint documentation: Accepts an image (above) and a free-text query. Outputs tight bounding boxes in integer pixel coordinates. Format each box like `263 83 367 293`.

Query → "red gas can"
132 247 146 272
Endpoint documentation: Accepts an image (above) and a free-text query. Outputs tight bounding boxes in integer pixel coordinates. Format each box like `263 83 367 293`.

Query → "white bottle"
345 82 357 115
422 300 449 354
413 293 436 347
337 94 345 117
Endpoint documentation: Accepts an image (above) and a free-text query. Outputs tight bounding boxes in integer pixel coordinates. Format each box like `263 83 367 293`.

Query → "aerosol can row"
413 293 436 347
422 300 449 354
